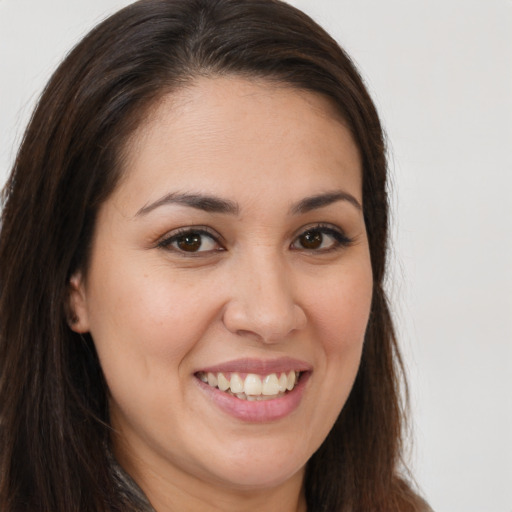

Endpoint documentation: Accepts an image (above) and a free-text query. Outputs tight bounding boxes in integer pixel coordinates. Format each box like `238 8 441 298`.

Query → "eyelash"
291 224 353 252
157 227 225 255
157 224 353 256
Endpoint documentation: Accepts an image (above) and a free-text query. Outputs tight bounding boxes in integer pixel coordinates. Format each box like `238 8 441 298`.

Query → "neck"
147 478 307 512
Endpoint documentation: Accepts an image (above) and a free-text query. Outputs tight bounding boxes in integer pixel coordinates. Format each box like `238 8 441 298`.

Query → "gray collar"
109 452 156 512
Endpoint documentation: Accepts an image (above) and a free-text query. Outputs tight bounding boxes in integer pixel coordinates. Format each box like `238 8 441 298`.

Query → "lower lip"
195 372 310 423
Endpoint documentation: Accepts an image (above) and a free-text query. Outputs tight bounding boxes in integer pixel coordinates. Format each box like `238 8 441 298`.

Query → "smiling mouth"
196 371 303 401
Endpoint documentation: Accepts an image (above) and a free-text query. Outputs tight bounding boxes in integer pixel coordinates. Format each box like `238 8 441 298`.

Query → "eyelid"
290 223 353 251
157 226 225 253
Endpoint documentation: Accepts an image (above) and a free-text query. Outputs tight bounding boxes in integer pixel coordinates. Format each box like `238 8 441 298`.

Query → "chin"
201 439 308 490
215 466 305 491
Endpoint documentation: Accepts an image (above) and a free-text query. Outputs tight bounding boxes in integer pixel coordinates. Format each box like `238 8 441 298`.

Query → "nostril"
226 309 306 344
221 270 307 341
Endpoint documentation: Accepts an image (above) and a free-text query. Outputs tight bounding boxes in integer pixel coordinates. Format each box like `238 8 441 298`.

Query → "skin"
69 77 373 512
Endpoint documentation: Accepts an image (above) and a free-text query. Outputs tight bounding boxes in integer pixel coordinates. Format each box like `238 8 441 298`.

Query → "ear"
67 272 90 333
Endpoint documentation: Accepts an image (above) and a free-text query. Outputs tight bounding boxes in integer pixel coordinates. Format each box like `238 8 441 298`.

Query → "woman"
0 0 431 511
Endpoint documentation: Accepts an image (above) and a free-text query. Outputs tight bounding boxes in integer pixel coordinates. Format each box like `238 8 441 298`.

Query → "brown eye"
291 225 352 252
159 229 221 254
176 233 202 252
299 231 323 249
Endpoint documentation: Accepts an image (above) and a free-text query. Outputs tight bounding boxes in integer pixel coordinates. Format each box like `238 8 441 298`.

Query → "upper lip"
196 357 312 375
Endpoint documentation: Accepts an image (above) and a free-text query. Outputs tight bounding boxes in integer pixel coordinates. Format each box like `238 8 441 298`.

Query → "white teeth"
207 372 218 387
278 373 288 392
230 373 244 394
262 374 280 395
244 374 263 396
286 370 296 391
199 370 302 399
217 372 230 391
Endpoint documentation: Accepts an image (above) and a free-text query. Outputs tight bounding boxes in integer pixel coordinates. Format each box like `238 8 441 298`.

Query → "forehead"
115 76 362 210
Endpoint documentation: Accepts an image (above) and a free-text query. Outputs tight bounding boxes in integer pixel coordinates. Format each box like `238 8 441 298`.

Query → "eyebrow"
290 190 362 214
136 192 240 216
136 189 361 217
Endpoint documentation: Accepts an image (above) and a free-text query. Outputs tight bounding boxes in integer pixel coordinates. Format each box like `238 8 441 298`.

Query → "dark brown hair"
0 0 428 510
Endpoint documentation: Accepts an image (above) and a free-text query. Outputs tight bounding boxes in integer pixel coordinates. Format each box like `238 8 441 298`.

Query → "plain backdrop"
1 1 511 511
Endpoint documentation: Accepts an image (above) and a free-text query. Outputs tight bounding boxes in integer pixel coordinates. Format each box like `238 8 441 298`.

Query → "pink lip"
194 360 311 423
196 374 309 423
196 357 312 375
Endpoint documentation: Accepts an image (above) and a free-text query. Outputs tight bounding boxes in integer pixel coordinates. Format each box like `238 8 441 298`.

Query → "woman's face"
70 77 373 499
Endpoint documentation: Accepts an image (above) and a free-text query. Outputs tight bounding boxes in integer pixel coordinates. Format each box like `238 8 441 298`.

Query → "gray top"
109 452 156 512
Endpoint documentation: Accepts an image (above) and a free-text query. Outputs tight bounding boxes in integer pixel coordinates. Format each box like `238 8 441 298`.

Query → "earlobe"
67 272 90 333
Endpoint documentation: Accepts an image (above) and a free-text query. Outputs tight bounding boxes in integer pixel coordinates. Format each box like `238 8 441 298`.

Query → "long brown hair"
0 1 428 510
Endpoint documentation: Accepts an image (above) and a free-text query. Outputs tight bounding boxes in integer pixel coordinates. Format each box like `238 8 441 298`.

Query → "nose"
222 252 307 343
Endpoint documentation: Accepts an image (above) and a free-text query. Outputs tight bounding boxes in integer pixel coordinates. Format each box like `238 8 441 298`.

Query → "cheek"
84 265 219 429
311 257 373 402
87 265 216 365
83 269 224 440
313 260 373 353
291 258 372 454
